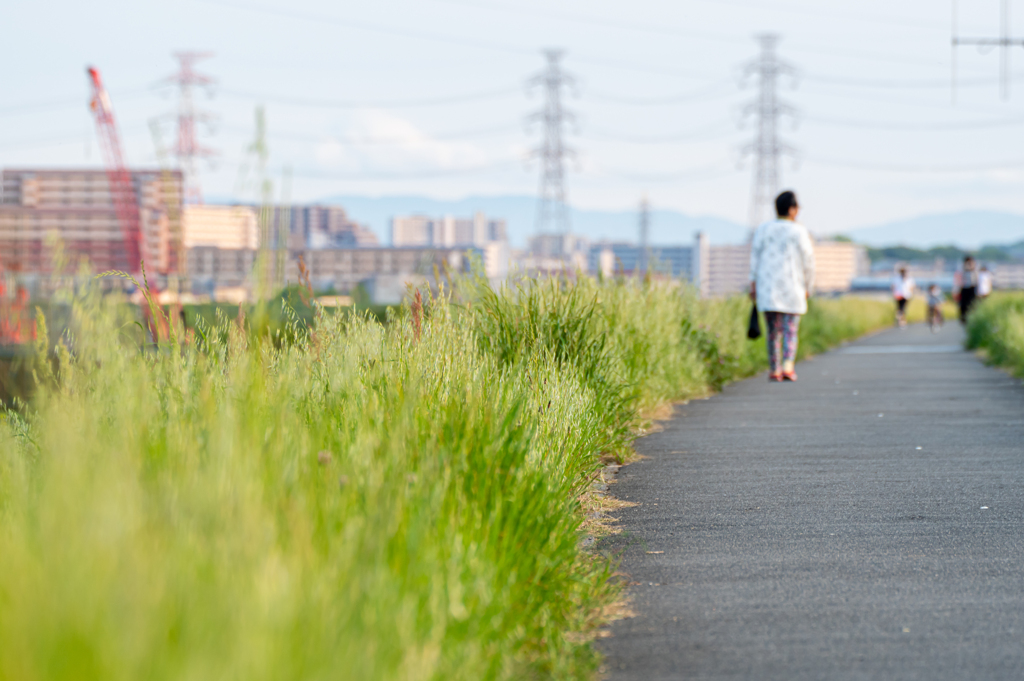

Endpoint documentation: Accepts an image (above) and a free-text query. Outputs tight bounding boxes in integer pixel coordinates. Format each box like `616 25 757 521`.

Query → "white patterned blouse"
749 218 816 315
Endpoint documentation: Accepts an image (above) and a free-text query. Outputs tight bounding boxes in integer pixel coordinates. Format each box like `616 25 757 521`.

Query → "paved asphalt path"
598 322 1024 680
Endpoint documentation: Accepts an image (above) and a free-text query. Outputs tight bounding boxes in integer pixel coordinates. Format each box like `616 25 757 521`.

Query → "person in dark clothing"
953 255 978 325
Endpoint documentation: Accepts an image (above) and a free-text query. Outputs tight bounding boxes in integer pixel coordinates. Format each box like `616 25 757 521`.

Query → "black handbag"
747 304 761 340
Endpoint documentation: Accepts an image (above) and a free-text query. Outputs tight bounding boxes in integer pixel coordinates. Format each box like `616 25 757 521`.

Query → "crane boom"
87 66 143 273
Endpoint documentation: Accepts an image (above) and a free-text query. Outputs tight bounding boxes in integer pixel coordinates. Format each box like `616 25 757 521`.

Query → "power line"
529 49 576 236
219 85 523 108
285 160 522 180
425 0 960 71
220 122 522 144
195 0 535 57
805 155 1024 173
585 81 737 105
952 0 1024 101
794 85 1024 114
742 34 798 228
0 88 151 118
596 164 737 183
197 0 721 82
803 113 1024 131
584 122 738 144
802 73 1021 89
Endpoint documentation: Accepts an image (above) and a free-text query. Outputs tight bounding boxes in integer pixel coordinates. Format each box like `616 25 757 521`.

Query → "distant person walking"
978 265 993 300
750 190 816 382
926 284 944 333
890 266 915 328
953 255 979 325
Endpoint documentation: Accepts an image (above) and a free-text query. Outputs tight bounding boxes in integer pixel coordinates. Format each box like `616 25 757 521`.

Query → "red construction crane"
87 66 143 273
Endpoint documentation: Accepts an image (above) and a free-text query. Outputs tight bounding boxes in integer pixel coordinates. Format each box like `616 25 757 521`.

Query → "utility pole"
638 195 650 276
529 49 576 239
164 52 217 204
742 34 798 228
952 0 1024 101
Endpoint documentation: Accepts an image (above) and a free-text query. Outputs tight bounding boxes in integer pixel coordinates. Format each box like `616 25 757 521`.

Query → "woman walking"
953 255 979 325
749 190 816 382
890 266 915 328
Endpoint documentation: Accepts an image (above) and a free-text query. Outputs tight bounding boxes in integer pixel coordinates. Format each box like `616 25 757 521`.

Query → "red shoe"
782 371 798 382
769 372 783 382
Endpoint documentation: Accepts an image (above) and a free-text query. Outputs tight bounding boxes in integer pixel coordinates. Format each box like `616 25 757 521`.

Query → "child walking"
926 284 944 333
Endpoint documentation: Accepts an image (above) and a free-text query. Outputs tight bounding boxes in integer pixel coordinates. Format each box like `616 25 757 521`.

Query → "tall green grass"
0 276 898 680
966 292 1024 376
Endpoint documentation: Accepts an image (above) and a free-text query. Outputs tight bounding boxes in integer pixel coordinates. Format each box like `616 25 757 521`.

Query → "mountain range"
284 194 1024 251
319 194 748 247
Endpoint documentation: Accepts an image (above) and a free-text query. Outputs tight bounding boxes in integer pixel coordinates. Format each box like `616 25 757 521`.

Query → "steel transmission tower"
742 34 798 227
529 49 576 236
164 52 217 204
952 0 1024 101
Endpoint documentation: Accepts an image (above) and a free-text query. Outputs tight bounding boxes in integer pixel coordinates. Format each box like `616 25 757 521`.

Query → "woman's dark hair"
775 190 798 217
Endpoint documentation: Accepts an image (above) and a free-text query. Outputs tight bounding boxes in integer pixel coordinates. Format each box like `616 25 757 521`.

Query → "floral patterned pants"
764 311 800 374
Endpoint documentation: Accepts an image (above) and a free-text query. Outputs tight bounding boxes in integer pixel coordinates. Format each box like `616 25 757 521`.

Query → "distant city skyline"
4 0 1024 238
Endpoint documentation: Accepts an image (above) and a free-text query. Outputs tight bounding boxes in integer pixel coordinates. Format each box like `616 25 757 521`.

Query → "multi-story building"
588 242 697 281
392 212 506 248
183 205 258 250
392 212 508 277
992 263 1024 289
813 241 871 293
703 239 869 297
707 244 752 297
283 205 378 249
286 247 471 302
0 168 183 276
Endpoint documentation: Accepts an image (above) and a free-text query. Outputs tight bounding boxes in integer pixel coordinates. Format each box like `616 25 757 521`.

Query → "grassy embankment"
966 292 1024 376
1 276 902 680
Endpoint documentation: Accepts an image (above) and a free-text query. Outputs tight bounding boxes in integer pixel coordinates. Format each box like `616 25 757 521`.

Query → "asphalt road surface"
598 322 1024 681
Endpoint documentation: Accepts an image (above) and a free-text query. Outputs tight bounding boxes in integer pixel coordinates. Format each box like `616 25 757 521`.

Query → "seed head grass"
0 276 899 680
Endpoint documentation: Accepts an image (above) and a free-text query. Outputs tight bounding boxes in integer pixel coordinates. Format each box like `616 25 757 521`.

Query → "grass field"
0 276 906 680
966 292 1024 377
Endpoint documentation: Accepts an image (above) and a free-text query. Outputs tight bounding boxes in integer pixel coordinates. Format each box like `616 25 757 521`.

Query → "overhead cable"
219 86 523 109
425 0 995 73
584 122 738 144
220 122 522 144
286 159 522 180
803 113 1024 131
805 156 1024 173
585 81 737 106
0 88 151 118
596 164 738 183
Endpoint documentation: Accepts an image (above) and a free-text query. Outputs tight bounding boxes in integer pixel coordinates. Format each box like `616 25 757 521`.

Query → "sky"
3 0 1024 239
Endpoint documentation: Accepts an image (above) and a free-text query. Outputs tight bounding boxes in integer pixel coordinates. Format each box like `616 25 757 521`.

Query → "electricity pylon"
742 34 798 228
529 49 576 237
164 52 217 204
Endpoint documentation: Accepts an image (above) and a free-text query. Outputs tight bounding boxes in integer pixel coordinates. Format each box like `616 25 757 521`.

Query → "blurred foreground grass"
1 278 900 680
966 292 1024 376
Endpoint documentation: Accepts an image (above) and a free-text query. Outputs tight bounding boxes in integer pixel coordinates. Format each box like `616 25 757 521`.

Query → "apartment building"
392 212 508 278
0 168 182 275
588 242 698 281
183 205 258 250
702 239 869 296
286 247 469 296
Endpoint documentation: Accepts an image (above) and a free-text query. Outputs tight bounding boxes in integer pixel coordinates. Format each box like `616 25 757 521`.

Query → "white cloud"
314 109 492 173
